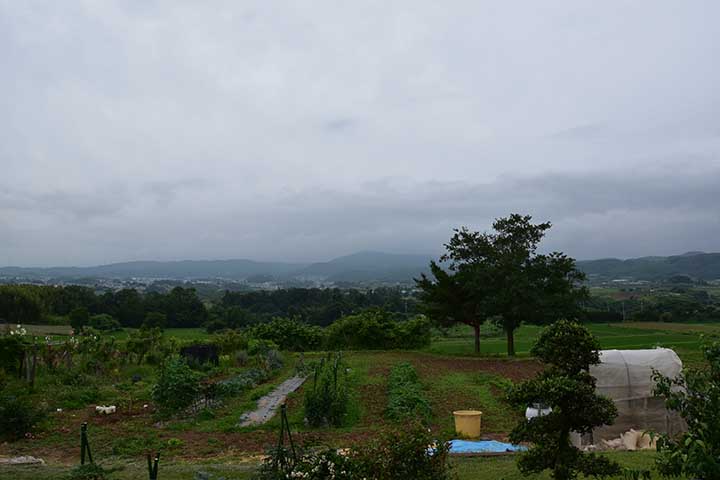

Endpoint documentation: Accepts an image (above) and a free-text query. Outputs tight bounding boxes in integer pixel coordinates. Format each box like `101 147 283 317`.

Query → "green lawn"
426 322 715 364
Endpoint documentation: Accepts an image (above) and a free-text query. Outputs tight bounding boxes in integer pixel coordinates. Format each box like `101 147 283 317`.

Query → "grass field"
0 451 671 480
427 322 717 364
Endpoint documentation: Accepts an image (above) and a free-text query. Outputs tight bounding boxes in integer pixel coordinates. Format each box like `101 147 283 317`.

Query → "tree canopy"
417 214 587 356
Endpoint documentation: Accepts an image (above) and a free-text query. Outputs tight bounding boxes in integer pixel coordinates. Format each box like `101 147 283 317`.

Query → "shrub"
325 310 431 350
126 327 163 365
88 314 122 332
235 350 249 366
386 362 431 423
255 425 452 480
353 427 453 480
396 316 433 349
304 352 349 427
67 463 114 480
143 311 167 329
508 320 621 480
204 319 228 334
256 447 355 480
69 306 90 332
247 338 278 356
246 318 326 351
0 393 46 441
653 336 720 480
211 330 248 355
151 357 200 417
0 334 27 375
264 349 284 371
216 368 268 397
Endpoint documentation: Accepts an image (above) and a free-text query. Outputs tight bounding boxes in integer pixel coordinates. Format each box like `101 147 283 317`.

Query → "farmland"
0 321 715 479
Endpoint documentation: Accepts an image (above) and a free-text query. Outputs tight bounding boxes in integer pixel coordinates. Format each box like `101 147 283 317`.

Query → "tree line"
0 284 417 331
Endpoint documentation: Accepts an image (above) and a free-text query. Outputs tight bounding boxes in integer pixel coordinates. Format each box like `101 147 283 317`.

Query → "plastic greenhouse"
573 348 685 446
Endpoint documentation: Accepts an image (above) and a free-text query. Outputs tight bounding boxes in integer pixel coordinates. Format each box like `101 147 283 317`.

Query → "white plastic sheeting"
591 348 682 401
575 348 685 446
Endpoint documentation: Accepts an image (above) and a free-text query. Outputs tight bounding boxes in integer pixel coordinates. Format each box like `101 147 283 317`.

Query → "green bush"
211 330 248 355
256 447 355 480
67 463 114 480
151 357 200 417
653 337 720 480
247 338 278 356
0 393 46 441
386 362 431 423
508 320 621 480
304 352 349 427
216 368 268 397
69 306 90 332
255 425 452 480
325 310 431 350
246 318 326 351
264 349 284 371
0 334 27 375
396 316 433 348
353 427 453 480
88 314 122 331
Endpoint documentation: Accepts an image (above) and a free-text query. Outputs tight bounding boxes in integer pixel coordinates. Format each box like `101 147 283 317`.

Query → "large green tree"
416 261 489 354
423 214 587 356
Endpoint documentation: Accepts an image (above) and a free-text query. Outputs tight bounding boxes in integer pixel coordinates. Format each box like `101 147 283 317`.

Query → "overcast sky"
1 1 719 266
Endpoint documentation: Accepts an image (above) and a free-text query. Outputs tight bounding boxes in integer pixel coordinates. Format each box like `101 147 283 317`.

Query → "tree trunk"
473 323 481 354
506 328 515 357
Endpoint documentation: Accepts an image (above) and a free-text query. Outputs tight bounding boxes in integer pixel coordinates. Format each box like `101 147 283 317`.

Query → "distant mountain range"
577 251 720 281
1 251 719 283
0 251 434 284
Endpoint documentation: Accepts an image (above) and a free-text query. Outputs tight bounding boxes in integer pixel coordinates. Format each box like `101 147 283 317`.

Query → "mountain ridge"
1 251 719 282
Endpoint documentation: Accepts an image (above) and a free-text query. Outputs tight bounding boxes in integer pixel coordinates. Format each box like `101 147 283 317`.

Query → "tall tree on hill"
480 214 587 356
419 214 587 356
416 251 491 355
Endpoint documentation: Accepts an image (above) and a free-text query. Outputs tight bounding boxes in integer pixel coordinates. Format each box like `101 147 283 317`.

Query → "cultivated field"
1 321 714 479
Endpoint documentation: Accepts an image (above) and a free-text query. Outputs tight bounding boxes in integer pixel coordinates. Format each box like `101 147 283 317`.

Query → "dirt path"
238 376 306 427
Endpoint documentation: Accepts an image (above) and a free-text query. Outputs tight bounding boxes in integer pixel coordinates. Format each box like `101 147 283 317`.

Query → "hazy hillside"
295 251 433 282
3 251 719 283
577 252 720 281
0 259 307 280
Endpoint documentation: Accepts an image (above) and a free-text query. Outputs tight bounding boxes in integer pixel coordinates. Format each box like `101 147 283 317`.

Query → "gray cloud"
0 1 719 266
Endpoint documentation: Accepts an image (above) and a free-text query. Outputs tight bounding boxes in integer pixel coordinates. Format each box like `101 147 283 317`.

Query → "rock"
621 429 641 451
636 431 657 450
0 456 45 465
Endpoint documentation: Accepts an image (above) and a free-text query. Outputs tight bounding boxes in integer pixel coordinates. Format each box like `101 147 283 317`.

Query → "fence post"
147 453 160 480
80 422 93 465
273 403 297 473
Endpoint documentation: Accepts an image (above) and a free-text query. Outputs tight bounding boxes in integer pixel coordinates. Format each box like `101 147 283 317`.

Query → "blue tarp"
449 439 527 454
